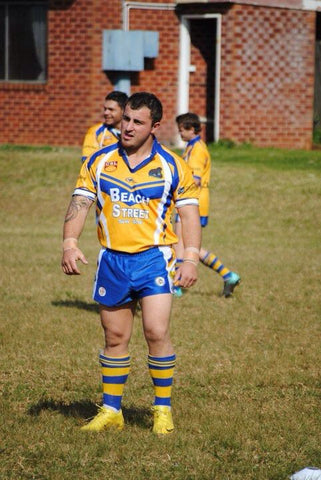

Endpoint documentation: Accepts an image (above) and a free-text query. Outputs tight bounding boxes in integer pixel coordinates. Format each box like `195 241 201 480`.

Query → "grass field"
0 143 320 480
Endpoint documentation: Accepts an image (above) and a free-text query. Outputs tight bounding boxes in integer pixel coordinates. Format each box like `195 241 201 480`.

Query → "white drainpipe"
122 1 176 31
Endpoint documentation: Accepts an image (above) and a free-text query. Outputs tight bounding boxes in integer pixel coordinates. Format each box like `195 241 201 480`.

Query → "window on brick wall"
0 2 47 82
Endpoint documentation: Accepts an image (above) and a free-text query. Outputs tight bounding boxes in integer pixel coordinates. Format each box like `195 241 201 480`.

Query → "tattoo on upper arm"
64 196 92 223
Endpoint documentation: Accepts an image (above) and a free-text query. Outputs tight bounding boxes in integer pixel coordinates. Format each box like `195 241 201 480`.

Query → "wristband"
183 248 199 263
62 237 78 250
185 246 200 255
183 258 199 266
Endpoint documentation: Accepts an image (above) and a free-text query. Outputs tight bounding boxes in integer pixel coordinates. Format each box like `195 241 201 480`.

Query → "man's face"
103 100 123 129
178 125 195 142
121 105 159 151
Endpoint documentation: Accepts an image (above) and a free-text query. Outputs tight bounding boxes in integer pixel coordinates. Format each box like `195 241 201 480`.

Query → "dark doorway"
189 19 217 143
314 12 321 144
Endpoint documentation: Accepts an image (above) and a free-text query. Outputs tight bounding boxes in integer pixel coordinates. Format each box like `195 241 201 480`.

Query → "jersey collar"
106 125 121 139
119 136 158 172
187 135 201 148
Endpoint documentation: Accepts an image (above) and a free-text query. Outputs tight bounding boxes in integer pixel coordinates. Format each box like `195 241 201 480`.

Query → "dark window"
0 7 5 79
0 2 47 82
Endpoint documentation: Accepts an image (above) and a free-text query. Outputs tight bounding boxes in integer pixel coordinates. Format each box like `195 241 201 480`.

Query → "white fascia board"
302 0 321 10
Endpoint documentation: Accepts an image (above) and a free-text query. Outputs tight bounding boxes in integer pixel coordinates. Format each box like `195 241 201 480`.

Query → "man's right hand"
61 247 88 275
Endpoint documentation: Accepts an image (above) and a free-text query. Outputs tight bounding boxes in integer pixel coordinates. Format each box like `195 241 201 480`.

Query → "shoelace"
83 404 104 422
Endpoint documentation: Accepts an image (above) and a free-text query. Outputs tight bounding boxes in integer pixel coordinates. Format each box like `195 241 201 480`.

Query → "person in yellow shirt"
61 93 201 435
81 90 128 163
174 112 240 298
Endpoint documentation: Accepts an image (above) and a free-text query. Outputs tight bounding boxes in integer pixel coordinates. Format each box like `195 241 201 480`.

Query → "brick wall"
1 0 91 146
0 0 317 150
220 4 316 149
0 0 179 147
0 0 123 147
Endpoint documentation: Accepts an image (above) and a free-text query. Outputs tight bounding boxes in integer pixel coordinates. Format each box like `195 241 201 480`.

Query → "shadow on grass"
189 289 220 298
174 289 222 299
51 299 99 313
28 399 151 428
52 292 217 314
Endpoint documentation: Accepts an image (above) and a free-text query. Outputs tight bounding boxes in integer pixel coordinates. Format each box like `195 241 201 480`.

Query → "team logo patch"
149 167 163 179
104 161 118 172
155 277 165 287
98 287 106 296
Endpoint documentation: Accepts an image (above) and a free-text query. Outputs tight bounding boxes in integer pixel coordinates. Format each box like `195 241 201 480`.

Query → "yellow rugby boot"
152 405 174 435
81 406 124 431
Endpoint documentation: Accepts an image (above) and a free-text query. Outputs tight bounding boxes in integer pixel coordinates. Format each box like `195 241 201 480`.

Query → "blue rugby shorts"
175 213 208 228
93 246 176 307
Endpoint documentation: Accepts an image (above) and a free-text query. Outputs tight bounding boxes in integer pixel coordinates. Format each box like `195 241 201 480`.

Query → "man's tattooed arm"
64 195 93 224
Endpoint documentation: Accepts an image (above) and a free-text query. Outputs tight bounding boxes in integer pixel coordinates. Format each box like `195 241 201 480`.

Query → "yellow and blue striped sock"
148 354 176 407
100 353 131 411
200 250 231 279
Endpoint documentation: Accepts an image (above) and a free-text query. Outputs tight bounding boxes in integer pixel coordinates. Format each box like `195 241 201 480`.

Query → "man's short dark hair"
105 91 128 110
126 92 163 124
176 112 201 134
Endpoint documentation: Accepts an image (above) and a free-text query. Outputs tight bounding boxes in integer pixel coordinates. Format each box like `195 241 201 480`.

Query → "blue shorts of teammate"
93 246 176 307
175 213 208 228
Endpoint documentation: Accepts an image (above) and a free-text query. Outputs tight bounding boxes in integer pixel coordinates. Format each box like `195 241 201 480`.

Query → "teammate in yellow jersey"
174 112 240 298
61 92 201 435
81 90 128 163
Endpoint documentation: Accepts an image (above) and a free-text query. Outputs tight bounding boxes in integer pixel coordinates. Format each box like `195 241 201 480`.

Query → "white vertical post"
178 17 190 115
214 15 221 142
176 17 191 146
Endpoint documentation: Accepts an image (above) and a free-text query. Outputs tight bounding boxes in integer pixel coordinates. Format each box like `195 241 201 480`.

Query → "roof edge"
175 0 321 11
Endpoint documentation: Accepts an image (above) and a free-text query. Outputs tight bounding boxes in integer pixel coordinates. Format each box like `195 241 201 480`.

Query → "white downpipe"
122 1 176 31
178 17 191 116
215 14 221 142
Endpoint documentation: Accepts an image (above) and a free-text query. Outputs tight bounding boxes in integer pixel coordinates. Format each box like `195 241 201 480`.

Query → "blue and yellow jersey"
74 138 199 253
81 123 120 163
182 135 211 218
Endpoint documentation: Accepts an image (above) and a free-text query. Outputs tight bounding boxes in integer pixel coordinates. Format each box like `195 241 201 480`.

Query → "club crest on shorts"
104 161 118 172
98 286 106 296
155 276 165 286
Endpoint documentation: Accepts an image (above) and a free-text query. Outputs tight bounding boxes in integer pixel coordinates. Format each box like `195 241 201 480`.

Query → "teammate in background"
174 112 240 298
61 93 201 435
81 90 128 163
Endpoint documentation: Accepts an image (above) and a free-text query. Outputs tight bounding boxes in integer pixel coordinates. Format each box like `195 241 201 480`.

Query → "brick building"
0 0 320 149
